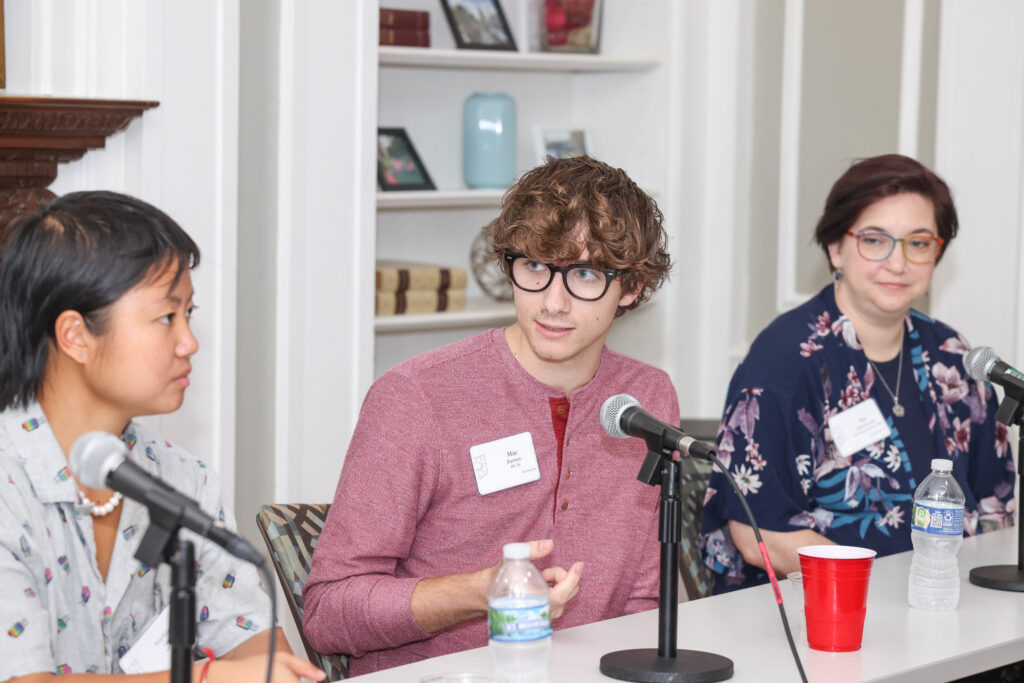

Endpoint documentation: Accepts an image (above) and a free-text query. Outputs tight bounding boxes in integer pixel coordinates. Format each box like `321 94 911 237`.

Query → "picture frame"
377 128 436 192
540 0 602 54
532 125 593 163
440 0 517 52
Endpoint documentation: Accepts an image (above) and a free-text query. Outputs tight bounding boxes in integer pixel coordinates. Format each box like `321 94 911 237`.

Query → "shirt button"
557 404 567 415
561 500 569 511
564 470 571 480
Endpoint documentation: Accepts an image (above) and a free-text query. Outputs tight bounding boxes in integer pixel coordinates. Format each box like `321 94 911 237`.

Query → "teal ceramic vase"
463 92 516 189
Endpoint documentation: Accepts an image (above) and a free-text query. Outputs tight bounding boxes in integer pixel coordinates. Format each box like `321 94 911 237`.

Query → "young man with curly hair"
303 156 678 675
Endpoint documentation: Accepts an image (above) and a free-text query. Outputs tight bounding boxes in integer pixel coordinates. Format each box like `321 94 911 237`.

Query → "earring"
833 269 843 282
78 351 85 360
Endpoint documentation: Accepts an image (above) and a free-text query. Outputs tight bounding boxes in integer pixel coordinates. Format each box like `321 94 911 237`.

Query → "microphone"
70 431 265 567
965 346 1024 395
601 394 715 460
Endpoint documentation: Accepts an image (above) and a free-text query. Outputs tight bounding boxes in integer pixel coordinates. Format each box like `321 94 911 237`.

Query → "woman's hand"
206 652 325 683
728 520 833 576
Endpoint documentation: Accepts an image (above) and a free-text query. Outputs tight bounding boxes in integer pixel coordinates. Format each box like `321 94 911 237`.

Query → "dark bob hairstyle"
0 190 200 410
813 154 958 270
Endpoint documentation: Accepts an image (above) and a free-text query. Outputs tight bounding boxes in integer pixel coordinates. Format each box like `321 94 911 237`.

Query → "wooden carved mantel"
0 95 158 228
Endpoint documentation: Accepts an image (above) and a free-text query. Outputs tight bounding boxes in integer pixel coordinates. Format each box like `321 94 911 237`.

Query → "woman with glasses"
699 154 1015 593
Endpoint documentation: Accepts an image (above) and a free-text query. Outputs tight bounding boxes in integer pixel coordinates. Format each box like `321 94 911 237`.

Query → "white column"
274 0 378 502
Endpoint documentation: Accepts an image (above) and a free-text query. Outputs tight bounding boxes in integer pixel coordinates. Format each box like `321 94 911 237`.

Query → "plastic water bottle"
908 458 966 610
488 542 552 681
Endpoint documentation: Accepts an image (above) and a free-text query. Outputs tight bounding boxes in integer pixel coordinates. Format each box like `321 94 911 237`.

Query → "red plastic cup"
797 545 877 652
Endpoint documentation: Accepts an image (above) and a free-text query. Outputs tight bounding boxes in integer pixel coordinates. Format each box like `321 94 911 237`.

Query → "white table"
354 528 1024 682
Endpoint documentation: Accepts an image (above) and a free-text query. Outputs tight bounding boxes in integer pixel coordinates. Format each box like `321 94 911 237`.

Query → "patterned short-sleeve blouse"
0 403 271 679
699 285 1016 593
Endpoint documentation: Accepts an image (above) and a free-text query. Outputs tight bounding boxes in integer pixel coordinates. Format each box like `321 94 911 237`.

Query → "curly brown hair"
487 156 671 316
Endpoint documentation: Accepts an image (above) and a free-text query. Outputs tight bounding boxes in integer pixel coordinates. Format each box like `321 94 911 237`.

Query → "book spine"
378 28 430 48
376 289 467 315
375 267 468 293
379 8 429 30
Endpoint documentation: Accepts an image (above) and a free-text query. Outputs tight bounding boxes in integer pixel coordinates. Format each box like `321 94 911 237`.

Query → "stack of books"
375 260 468 315
379 8 429 47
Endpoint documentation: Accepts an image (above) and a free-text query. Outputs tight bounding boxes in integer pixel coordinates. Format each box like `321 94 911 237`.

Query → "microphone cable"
707 450 808 683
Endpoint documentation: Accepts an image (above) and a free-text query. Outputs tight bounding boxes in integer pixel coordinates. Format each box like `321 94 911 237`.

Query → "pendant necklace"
867 339 905 418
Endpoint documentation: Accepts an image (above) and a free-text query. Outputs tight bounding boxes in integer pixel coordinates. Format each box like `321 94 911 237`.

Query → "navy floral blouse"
700 285 1016 592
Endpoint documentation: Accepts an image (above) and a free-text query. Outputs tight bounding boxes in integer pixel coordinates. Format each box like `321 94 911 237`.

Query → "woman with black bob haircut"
699 154 1015 594
0 191 323 682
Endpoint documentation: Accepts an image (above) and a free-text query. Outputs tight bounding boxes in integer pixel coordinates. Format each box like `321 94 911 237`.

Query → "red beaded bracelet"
199 647 216 683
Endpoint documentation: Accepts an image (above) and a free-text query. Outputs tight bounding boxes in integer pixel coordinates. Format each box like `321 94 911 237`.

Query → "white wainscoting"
5 0 240 507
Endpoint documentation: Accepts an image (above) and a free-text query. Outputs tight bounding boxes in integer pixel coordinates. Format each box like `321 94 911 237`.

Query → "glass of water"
785 570 805 644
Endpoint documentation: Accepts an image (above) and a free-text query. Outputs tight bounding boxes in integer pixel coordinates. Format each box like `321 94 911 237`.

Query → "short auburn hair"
814 154 958 269
487 155 671 315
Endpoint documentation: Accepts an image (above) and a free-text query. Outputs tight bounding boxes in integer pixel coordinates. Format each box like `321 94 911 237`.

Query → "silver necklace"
867 341 905 417
80 490 123 517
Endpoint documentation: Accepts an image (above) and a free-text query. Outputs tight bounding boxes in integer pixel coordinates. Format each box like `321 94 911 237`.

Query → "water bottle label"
488 604 552 642
910 502 964 535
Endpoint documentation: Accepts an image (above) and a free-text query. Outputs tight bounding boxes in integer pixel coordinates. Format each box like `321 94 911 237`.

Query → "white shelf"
377 189 505 211
379 46 660 73
375 297 515 334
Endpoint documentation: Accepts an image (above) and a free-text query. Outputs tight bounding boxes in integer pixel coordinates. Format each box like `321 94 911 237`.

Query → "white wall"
6 0 1022 532
931 0 1024 367
2 0 241 506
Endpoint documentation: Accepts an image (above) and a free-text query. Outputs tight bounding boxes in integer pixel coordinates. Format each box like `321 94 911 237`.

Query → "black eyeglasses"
503 252 625 301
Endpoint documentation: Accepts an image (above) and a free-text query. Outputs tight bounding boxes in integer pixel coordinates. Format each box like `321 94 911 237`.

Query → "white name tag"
470 431 541 495
119 606 170 674
827 398 892 458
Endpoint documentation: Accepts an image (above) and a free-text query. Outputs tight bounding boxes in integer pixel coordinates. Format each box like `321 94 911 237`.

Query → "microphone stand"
135 494 200 682
969 386 1024 591
599 441 733 683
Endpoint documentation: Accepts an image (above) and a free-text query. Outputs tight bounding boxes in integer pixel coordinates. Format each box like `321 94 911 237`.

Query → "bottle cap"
502 542 530 560
931 458 953 472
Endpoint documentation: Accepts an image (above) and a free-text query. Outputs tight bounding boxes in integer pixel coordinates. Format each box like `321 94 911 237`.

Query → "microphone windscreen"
69 431 128 489
601 393 639 439
964 346 997 382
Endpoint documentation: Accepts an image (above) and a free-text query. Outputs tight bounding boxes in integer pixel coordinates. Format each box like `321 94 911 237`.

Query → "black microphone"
965 346 1024 395
600 393 715 460
70 431 265 568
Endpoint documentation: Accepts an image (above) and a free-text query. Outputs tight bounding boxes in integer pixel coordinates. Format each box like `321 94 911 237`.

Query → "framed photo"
377 128 436 191
540 0 602 54
533 126 592 163
440 0 517 51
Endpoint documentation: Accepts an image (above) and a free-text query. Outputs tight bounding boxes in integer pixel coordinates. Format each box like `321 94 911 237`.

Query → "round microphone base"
969 564 1024 592
599 648 734 683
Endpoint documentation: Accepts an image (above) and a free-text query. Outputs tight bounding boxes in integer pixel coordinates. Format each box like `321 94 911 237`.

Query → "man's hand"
525 539 584 618
411 539 584 634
